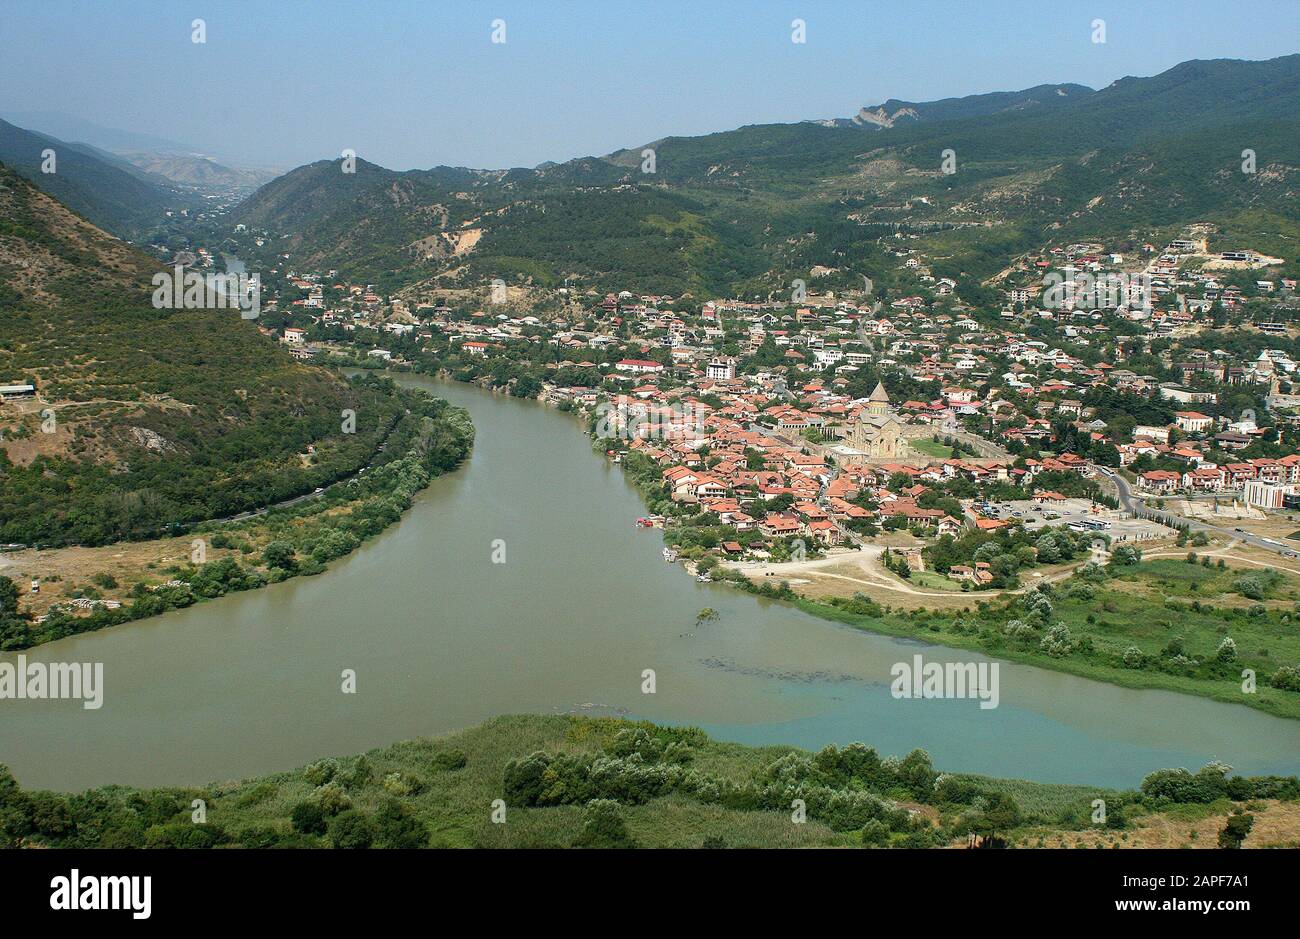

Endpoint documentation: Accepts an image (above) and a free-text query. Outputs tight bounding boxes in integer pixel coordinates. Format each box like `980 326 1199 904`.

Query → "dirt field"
726 545 1114 611
0 537 239 617
1024 800 1300 849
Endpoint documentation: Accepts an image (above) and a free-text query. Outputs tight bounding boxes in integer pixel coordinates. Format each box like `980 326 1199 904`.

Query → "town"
112 225 1300 601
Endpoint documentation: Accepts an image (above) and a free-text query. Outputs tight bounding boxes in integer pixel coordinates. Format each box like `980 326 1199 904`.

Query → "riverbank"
712 554 1300 721
0 374 473 650
4 713 1296 849
563 403 1300 720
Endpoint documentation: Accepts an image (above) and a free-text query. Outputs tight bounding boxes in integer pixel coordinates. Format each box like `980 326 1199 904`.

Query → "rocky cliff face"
851 105 920 129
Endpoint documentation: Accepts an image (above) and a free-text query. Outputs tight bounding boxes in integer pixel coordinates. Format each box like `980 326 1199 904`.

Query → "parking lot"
978 498 1169 542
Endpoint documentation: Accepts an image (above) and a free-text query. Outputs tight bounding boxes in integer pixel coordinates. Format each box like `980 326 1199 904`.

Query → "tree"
372 798 428 848
0 576 18 615
1217 810 1254 849
262 541 297 571
695 607 719 627
574 799 635 848
966 792 1022 838
328 809 374 849
290 801 327 835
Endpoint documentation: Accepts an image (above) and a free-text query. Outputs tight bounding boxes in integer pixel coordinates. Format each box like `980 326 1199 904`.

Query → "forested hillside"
0 162 396 546
0 119 193 239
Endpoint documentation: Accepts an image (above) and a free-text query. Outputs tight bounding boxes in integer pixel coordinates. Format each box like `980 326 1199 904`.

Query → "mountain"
0 118 193 239
827 83 1093 128
0 161 396 547
111 150 275 194
0 110 279 196
0 110 193 155
229 54 1300 296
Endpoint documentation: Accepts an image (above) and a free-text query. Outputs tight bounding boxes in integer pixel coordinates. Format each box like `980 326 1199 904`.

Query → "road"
1095 465 1298 558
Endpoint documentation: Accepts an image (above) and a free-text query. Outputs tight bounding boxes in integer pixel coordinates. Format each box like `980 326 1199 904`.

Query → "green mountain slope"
0 119 194 239
0 162 396 546
833 82 1093 128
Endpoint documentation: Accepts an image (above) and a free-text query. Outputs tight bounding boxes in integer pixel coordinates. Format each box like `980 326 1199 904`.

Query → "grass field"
796 557 1300 720
909 438 956 458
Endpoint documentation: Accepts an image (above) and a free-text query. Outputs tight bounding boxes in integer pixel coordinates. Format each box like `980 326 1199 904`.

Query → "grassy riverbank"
3 714 1296 849
0 374 474 650
728 556 1300 721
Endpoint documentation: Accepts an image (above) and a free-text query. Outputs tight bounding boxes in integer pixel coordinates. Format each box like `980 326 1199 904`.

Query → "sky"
2 0 1299 172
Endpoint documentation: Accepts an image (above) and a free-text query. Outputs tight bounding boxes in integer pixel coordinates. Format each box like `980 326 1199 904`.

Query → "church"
846 382 909 459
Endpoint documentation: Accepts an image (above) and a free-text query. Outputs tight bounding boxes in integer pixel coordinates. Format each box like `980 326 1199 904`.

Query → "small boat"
696 573 712 583
662 548 678 563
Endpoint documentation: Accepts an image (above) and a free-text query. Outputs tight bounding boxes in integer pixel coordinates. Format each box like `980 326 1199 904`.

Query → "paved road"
1094 465 1298 558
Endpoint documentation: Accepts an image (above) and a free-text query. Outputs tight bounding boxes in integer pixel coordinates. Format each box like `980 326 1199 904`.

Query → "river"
3 372 1300 792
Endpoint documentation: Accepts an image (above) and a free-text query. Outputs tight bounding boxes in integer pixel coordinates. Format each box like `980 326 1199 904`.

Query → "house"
0 383 36 400
1133 424 1171 443
1138 470 1182 494
949 563 994 586
615 359 665 375
706 356 737 381
282 327 306 345
759 513 801 537
1174 411 1213 434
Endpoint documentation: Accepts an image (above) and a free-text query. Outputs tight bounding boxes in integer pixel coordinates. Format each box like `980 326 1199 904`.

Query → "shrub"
1270 665 1300 692
328 809 374 849
574 799 635 848
262 541 297 572
432 749 468 772
290 801 327 835
1233 576 1265 601
312 783 352 815
860 819 890 846
303 759 338 787
372 798 428 849
1040 623 1074 657
1140 762 1232 804
1218 811 1254 849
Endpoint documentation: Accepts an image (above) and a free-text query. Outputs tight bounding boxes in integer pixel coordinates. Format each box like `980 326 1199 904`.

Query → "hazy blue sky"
3 0 1298 171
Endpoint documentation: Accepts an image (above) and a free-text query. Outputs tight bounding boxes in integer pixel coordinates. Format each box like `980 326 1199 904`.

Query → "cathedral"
847 382 909 459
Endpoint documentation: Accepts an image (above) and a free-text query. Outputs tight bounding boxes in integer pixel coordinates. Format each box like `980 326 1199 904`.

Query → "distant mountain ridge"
822 83 1093 128
228 54 1300 295
0 118 193 239
0 111 277 205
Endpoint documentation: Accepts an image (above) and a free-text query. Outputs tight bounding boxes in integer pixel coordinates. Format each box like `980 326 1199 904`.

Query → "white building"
1245 480 1299 510
705 356 736 380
